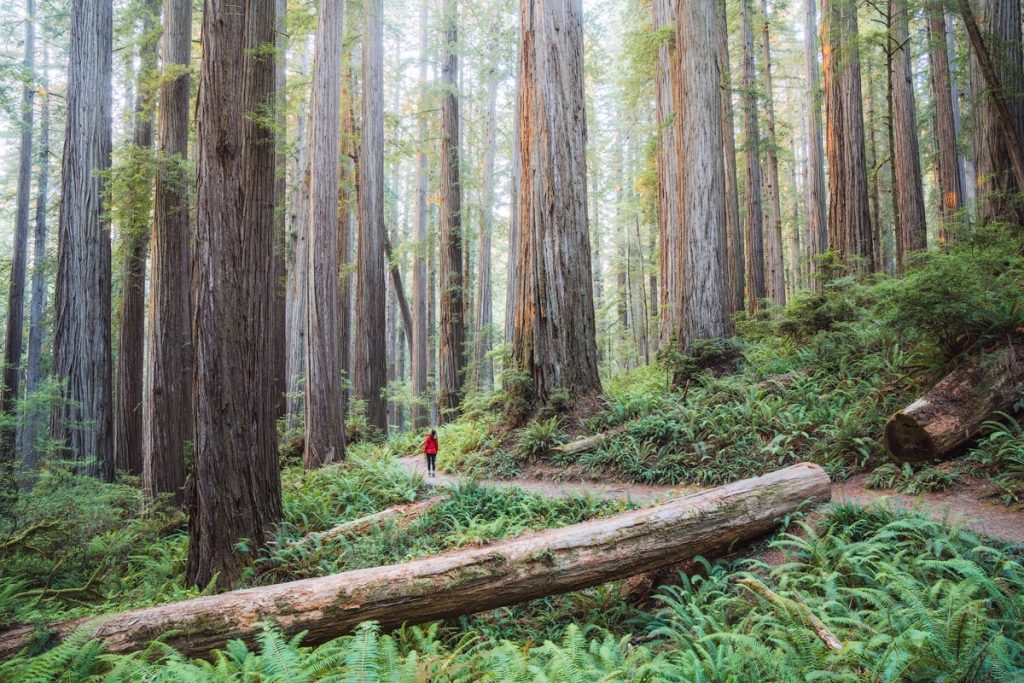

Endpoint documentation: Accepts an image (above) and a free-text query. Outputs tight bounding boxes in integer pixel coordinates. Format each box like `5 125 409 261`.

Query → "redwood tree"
760 0 786 307
740 0 766 313
511 0 601 414
411 0 430 428
804 0 828 289
51 0 114 480
187 0 281 588
927 0 964 240
717 0 744 314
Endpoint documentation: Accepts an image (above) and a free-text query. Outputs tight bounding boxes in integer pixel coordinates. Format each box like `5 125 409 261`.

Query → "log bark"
0 463 830 660
884 345 1024 462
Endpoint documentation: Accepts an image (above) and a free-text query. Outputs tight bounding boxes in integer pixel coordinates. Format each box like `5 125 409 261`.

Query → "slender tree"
356 0 388 433
438 0 466 422
187 0 281 588
822 0 874 270
760 0 786 306
717 0 745 314
511 0 601 413
411 0 430 428
272 0 287 420
927 1 964 241
304 0 346 468
114 0 159 477
472 68 498 390
51 0 114 480
20 40 50 468
890 0 927 272
1 0 36 462
672 0 731 349
740 0 766 313
804 0 828 290
144 0 192 502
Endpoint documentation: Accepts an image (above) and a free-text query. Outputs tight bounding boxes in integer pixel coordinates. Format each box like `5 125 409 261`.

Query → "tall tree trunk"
339 60 356 425
717 0 745 314
51 0 114 480
822 0 874 272
1 0 36 463
438 0 466 422
304 0 346 469
473 70 498 391
114 0 159 477
654 0 683 345
804 0 828 291
740 0 766 314
890 0 927 273
965 0 1024 223
947 13 972 210
672 0 731 350
356 0 388 434
143 0 192 503
511 0 602 415
928 1 964 241
760 0 787 307
187 0 281 589
271 0 287 420
411 0 430 429
20 41 50 468
505 55 522 347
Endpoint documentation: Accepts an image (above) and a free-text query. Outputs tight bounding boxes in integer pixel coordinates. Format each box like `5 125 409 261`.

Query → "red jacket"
424 435 438 455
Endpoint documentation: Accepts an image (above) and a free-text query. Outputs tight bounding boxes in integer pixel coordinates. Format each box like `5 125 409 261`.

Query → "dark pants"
426 454 436 473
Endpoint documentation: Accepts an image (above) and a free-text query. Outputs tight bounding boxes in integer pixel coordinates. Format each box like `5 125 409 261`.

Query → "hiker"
423 429 438 478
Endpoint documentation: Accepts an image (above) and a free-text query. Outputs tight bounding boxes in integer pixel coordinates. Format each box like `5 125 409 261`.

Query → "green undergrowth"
4 505 1023 681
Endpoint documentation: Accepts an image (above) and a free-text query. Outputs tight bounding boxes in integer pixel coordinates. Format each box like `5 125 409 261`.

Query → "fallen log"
552 432 609 457
884 345 1024 462
288 496 445 548
0 463 830 661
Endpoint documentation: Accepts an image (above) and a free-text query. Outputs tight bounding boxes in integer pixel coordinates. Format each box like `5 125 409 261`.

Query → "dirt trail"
399 455 1024 543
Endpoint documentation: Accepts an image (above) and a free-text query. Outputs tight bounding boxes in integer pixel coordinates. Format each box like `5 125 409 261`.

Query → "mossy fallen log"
884 345 1024 462
0 463 830 660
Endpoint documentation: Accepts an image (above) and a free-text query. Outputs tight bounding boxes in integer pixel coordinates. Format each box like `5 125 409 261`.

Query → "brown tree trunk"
740 0 766 314
884 345 1024 462
890 0 927 273
0 0 36 463
505 57 522 346
304 0 346 469
20 41 50 468
271 0 287 420
187 0 281 589
760 0 787 308
511 0 602 414
962 0 1024 211
438 0 466 423
143 0 192 503
928 1 964 242
655 0 683 345
0 463 830 660
673 0 732 347
356 0 388 434
804 0 828 291
472 69 498 391
51 0 114 481
717 0 745 314
114 0 159 477
411 0 430 429
822 0 874 272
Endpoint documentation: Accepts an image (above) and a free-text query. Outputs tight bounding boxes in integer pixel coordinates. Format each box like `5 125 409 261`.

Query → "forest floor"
399 454 1024 543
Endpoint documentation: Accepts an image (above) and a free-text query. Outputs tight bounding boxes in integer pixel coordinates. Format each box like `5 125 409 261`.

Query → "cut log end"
884 411 939 462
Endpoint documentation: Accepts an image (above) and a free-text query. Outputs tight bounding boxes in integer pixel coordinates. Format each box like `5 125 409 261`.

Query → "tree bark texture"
0 0 36 462
655 0 683 345
187 0 281 589
673 0 732 347
356 0 388 434
511 0 602 414
717 0 745 314
51 0 114 480
821 0 874 272
143 0 192 503
890 0 927 273
760 0 787 308
884 345 1024 462
0 463 831 660
304 0 346 469
438 0 466 423
967 0 1024 225
740 0 766 314
804 0 828 291
114 0 159 477
927 1 964 242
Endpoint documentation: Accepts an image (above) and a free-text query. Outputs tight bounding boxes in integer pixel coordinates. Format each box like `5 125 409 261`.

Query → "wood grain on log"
0 463 830 660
